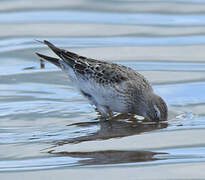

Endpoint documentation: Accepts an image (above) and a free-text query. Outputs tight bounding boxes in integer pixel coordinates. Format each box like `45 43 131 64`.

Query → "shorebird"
36 40 168 121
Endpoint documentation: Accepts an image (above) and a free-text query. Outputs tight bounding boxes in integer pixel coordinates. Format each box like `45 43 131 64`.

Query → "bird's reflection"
53 114 168 146
48 149 168 166
47 115 168 166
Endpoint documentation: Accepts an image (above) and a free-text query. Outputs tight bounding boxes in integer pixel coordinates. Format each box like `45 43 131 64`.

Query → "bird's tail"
36 40 79 67
35 52 61 67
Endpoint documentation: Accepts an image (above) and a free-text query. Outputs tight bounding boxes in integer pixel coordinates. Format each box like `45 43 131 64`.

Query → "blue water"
0 0 205 173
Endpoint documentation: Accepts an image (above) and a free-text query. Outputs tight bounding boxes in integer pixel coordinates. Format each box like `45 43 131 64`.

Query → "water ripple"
1 10 205 26
1 36 205 53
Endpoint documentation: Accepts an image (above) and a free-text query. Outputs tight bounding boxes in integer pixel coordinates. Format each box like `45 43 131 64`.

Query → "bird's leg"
107 109 113 119
94 106 113 119
95 107 102 116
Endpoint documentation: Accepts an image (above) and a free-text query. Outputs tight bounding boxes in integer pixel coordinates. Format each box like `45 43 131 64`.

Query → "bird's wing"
36 40 129 83
36 40 152 90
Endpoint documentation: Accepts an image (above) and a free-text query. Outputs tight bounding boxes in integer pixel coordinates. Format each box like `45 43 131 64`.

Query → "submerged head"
137 93 168 121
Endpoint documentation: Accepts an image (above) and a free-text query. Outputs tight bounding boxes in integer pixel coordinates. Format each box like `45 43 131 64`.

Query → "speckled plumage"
36 40 168 121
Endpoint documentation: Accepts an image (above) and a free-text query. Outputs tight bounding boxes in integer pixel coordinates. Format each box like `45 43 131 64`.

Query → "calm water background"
1 0 205 178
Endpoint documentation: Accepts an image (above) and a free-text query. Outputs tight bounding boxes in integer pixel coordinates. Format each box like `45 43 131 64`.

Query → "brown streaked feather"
36 40 149 87
36 41 137 85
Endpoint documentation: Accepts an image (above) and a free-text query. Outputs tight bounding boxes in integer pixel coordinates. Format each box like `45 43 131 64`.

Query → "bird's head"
142 93 168 121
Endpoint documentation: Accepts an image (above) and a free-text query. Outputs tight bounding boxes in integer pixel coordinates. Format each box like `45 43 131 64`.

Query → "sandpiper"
36 40 168 121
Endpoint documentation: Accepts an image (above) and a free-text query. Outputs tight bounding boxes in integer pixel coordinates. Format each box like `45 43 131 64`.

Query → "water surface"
0 0 205 178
